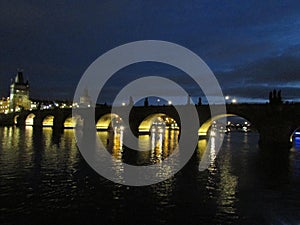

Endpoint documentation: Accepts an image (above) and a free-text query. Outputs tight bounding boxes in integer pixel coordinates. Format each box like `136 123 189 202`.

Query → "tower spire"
15 70 25 84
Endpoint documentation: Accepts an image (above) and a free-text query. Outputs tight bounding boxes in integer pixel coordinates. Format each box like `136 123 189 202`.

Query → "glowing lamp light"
210 130 216 136
231 98 237 104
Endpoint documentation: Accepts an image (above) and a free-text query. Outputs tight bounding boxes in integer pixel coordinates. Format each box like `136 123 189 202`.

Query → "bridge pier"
0 113 15 126
258 122 293 149
17 113 26 127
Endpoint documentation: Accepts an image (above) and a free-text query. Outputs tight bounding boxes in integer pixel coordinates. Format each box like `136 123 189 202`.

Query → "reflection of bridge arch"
96 113 122 130
25 113 36 126
138 113 179 133
42 115 54 127
198 114 251 136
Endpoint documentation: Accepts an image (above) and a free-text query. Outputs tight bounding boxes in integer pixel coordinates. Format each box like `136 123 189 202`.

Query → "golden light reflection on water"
99 130 124 161
151 131 163 163
1 127 20 150
147 129 180 164
97 128 180 166
218 163 238 215
197 136 217 170
3 127 292 223
102 129 125 184
61 129 78 164
137 135 151 164
198 133 239 217
0 127 80 184
96 127 180 196
37 127 79 172
0 127 22 177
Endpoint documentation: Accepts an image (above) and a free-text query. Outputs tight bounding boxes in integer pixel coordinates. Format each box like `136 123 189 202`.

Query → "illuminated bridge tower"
9 71 30 112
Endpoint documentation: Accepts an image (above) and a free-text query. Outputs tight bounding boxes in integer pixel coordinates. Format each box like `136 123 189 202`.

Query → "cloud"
0 0 300 103
216 53 300 101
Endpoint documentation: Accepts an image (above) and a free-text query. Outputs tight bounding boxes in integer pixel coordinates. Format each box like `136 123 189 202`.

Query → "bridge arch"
14 115 19 125
138 113 179 133
96 113 123 130
198 114 253 136
42 115 55 127
290 127 300 143
25 113 36 126
64 115 77 128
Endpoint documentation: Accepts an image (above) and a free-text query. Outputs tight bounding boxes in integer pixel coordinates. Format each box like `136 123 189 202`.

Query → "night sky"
1 0 300 103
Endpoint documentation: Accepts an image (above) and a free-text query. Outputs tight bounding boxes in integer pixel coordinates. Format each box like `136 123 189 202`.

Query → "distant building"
9 71 30 112
29 99 73 110
0 97 10 114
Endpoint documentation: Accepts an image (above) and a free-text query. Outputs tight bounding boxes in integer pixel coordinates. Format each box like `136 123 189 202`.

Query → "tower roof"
12 71 28 86
15 71 24 84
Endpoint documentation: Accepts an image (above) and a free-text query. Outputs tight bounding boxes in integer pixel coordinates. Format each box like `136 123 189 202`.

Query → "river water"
0 127 300 225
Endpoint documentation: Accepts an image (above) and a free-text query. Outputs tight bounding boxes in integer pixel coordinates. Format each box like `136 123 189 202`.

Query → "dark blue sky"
1 0 300 103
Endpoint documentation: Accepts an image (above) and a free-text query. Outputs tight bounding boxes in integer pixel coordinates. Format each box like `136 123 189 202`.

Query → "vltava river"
0 127 300 225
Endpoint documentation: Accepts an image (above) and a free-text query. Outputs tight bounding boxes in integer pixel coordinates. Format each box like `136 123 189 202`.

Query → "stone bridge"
0 103 300 148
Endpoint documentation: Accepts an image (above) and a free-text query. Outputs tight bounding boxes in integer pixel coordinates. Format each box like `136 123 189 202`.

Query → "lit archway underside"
43 115 54 127
198 114 236 136
96 113 120 130
25 113 36 126
290 127 300 142
14 115 19 125
64 116 76 128
138 113 176 133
